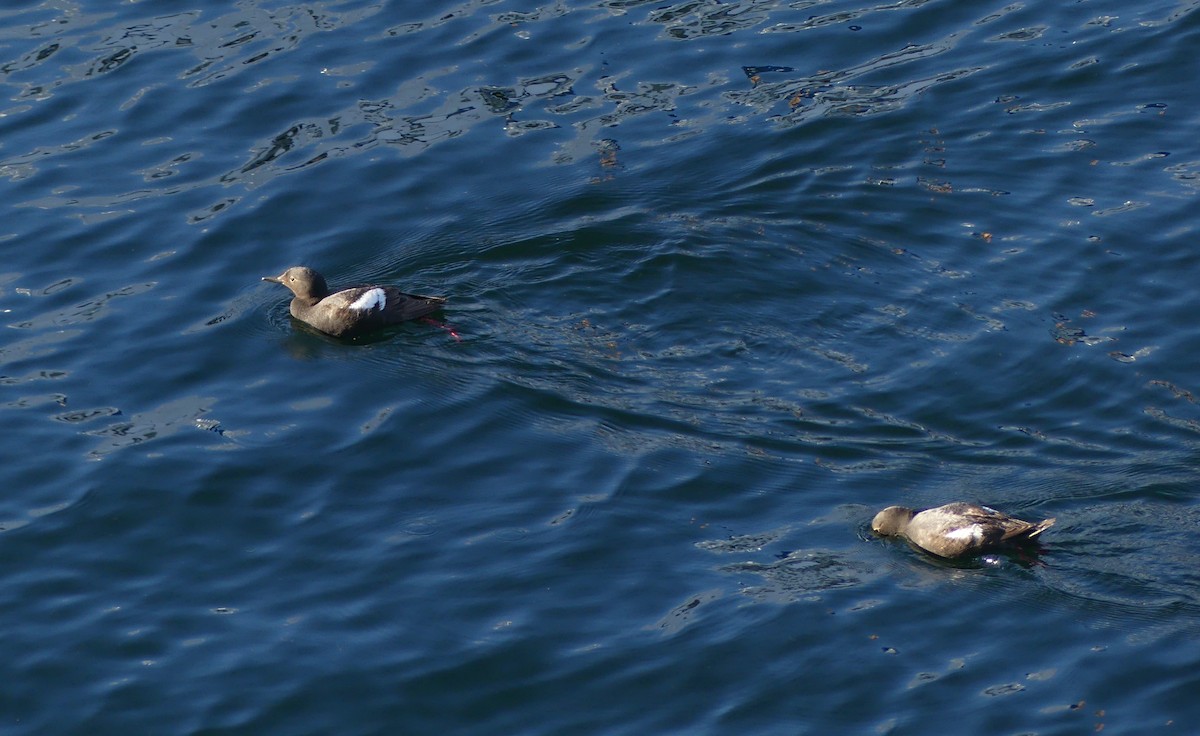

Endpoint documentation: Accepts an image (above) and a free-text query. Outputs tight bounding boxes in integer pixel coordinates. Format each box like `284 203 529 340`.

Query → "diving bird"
263 266 446 338
871 502 1055 558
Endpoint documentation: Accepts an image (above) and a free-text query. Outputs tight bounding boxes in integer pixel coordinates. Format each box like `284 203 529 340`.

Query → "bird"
262 266 446 338
871 502 1055 558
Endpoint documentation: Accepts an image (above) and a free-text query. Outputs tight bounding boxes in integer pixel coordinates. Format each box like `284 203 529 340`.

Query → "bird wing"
380 288 447 321
347 287 386 312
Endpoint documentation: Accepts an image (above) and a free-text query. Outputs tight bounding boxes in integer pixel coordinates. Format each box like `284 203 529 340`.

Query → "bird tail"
1027 517 1055 538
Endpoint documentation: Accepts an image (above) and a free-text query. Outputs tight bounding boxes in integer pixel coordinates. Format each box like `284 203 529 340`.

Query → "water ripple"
3 0 1200 733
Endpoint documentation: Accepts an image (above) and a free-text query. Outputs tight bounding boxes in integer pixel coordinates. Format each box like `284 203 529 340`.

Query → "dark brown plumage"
871 502 1055 558
263 266 445 338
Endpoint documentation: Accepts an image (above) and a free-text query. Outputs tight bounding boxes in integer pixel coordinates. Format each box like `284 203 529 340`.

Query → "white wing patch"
349 288 386 311
946 525 983 542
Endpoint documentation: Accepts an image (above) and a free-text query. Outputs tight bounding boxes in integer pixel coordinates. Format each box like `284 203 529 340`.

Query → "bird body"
871 502 1054 558
263 266 445 338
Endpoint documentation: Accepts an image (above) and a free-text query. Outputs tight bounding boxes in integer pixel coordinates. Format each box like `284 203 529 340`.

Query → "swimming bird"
871 502 1055 558
262 266 446 338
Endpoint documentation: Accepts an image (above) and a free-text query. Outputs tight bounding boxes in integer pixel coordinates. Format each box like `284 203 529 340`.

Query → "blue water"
3 0 1200 732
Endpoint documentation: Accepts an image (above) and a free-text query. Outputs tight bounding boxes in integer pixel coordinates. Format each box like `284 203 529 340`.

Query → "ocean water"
2 0 1200 732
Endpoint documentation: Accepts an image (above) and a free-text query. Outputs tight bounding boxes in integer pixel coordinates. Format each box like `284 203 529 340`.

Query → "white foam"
349 288 386 311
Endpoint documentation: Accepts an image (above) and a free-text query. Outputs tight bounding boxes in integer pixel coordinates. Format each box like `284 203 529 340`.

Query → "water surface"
2 0 1200 732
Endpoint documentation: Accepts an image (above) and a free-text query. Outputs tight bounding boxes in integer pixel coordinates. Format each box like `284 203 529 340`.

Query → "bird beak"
262 275 282 283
